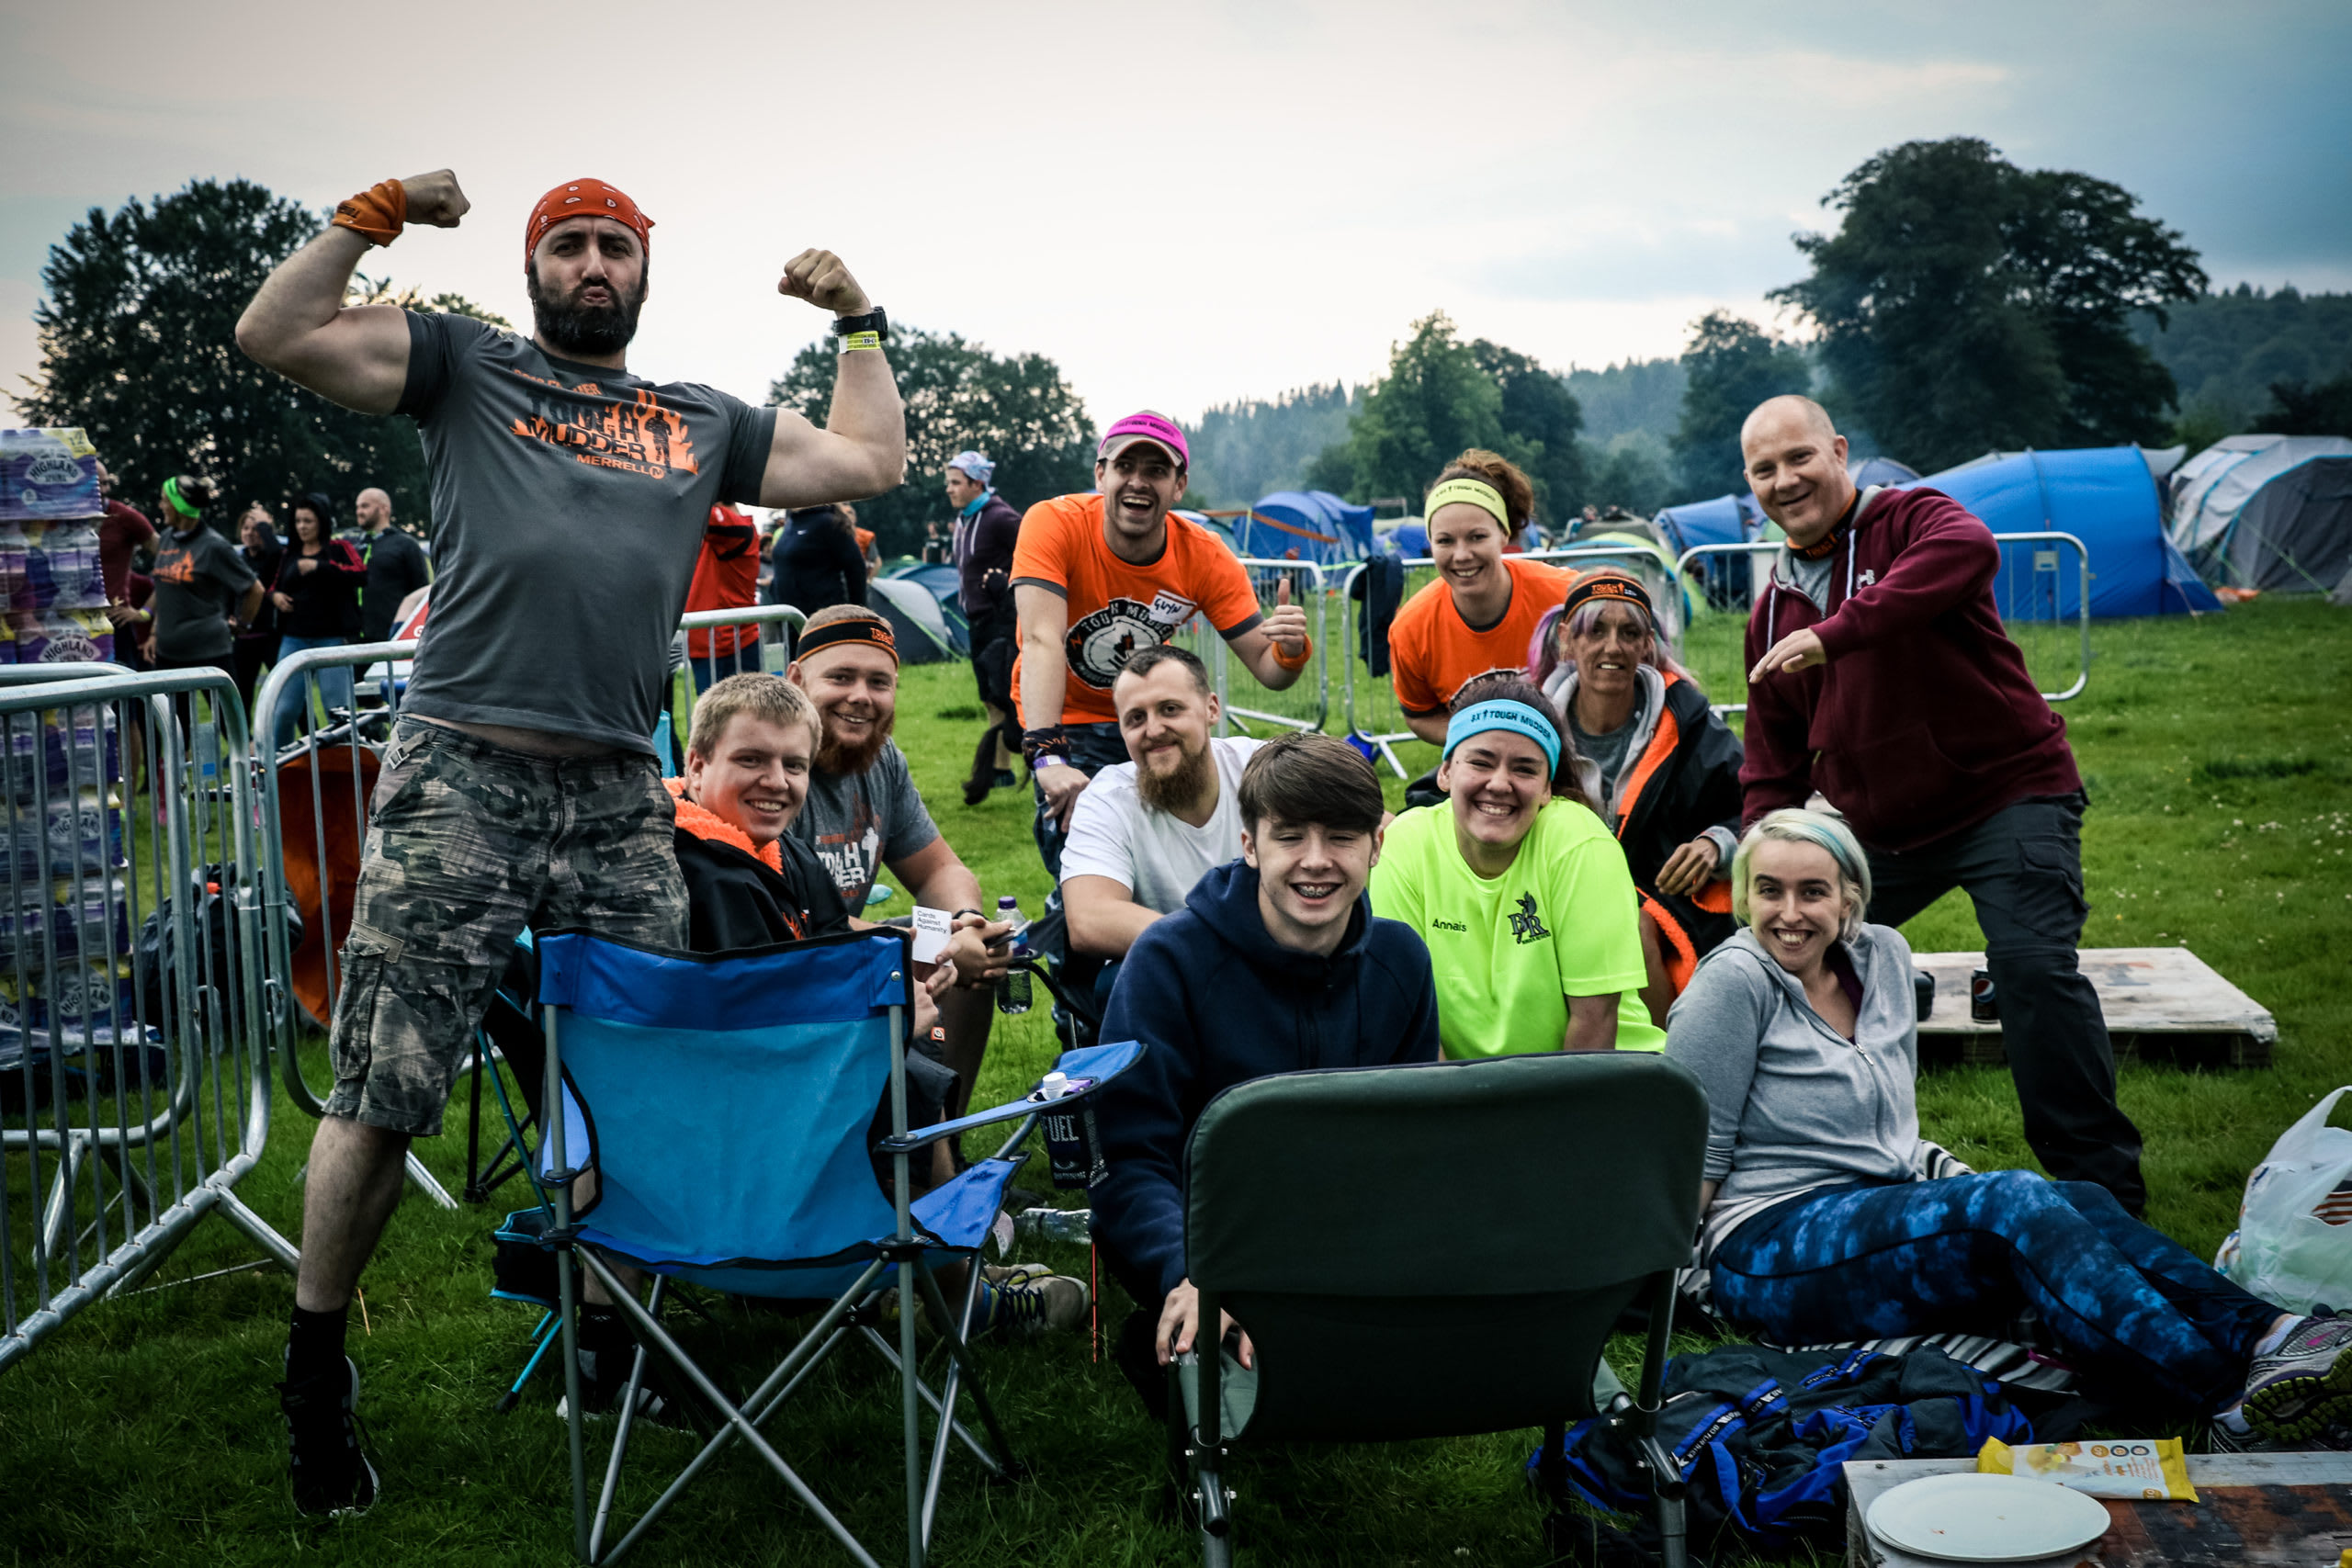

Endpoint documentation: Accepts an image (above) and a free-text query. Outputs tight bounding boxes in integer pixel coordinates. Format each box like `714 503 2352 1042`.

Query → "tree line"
13 141 2346 555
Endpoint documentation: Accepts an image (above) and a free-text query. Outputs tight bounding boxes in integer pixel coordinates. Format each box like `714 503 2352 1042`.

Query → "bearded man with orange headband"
235 169 905 1517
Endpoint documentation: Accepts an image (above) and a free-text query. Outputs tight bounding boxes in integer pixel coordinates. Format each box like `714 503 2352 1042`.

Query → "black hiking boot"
279 1354 379 1517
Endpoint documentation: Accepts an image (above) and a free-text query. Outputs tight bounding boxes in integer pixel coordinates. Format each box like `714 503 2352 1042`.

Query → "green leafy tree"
1588 437 1673 516
2256 373 2352 437
17 178 498 534
1670 311 1814 498
1309 312 1589 520
769 323 1093 557
1471 338 1589 520
1773 138 2206 471
1190 383 1360 505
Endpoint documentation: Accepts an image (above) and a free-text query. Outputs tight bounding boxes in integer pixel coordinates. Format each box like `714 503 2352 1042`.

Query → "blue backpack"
1531 1345 2033 1557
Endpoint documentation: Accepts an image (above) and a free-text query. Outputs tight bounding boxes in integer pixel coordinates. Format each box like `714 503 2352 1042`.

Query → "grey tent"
865 575 956 663
2169 434 2352 593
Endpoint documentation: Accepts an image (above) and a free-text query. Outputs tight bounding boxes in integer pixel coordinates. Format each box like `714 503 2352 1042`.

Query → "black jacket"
768 510 867 615
1091 860 1442 1303
669 784 851 951
1610 671 1744 977
241 541 283 638
274 538 367 638
361 528 432 643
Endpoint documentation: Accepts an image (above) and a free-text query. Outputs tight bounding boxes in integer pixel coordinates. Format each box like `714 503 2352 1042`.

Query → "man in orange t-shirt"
1012 410 1310 874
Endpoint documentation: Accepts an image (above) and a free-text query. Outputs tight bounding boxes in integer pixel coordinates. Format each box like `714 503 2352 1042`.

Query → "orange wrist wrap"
332 179 407 247
1272 635 1314 671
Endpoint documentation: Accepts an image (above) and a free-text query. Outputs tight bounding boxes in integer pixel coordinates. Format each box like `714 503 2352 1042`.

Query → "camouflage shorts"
323 719 686 1136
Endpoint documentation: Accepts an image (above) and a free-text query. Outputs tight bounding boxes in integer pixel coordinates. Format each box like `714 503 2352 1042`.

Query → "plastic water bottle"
994 896 1031 1015
1013 1207 1091 1245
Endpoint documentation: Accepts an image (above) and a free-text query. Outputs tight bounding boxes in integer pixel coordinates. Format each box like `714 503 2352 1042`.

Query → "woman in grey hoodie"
1665 808 2349 1442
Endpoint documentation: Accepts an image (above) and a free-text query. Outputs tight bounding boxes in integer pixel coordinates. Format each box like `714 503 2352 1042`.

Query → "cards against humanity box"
0 429 103 523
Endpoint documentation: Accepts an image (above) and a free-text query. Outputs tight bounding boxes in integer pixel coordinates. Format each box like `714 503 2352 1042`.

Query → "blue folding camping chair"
526 927 1137 1567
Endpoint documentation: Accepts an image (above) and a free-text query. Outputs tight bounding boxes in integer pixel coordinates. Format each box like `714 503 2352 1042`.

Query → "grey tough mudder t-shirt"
396 312 777 753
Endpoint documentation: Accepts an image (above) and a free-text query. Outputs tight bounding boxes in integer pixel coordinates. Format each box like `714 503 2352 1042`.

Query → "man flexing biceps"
236 168 904 1515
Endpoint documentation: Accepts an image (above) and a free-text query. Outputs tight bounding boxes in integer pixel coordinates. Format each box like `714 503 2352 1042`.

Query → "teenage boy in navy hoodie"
1738 394 2144 1214
1091 732 1441 1409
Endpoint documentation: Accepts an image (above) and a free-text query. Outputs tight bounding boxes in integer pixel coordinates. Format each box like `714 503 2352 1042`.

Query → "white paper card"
910 906 953 965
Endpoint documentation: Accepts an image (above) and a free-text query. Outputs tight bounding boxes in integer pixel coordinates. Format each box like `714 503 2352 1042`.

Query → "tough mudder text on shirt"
395 312 776 754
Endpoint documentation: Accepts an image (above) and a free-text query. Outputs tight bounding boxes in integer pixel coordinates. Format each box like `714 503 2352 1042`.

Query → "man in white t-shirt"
1060 645 1261 993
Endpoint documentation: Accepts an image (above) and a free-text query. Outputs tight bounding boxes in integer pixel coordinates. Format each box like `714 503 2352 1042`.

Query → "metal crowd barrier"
1336 546 1679 778
1 665 295 1376
1671 531 2091 718
1171 559 1331 738
252 604 808 1213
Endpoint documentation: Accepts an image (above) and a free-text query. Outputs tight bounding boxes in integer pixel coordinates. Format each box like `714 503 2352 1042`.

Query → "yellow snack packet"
1977 1437 2197 1502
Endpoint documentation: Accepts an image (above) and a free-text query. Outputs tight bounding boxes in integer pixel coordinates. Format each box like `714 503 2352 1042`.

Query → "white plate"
1866 1472 2112 1562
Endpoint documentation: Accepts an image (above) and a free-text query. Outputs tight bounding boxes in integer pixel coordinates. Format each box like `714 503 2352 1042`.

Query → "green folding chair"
1170 1051 1706 1567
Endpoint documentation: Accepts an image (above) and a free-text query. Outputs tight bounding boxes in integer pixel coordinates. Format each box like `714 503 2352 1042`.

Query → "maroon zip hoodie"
1740 485 2080 852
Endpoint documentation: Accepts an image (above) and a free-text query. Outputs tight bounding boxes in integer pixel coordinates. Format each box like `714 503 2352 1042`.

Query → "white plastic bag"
2214 1087 2352 1314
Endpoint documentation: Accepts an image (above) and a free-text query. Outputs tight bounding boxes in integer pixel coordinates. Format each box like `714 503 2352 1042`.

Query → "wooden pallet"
1913 947 2278 1071
1846 1452 2352 1567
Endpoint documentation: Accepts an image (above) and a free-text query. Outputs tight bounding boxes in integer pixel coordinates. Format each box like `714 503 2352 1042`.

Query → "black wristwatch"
830 306 889 343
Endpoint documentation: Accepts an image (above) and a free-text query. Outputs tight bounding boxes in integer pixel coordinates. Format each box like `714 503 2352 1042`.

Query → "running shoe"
2241 1311 2352 1441
981 1260 1055 1289
555 1335 680 1427
976 1273 1088 1337
279 1354 379 1517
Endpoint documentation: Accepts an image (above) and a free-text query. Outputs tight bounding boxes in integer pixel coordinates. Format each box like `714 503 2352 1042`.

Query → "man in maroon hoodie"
1738 395 2143 1213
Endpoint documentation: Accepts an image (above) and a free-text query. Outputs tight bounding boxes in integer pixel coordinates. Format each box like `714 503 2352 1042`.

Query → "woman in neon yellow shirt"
1369 673 1666 1058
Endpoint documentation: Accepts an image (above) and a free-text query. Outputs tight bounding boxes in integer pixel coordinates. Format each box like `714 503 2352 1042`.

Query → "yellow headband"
1425 476 1510 530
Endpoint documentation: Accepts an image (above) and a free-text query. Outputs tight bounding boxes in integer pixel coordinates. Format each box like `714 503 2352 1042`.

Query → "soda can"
1969 967 1998 1022
1042 1100 1106 1190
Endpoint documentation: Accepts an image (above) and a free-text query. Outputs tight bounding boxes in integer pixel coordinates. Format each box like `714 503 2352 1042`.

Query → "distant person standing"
769 502 868 619
682 502 763 693
355 488 430 645
234 504 284 704
1738 393 2144 1213
148 474 264 733
945 449 1023 805
94 461 159 671
269 492 368 750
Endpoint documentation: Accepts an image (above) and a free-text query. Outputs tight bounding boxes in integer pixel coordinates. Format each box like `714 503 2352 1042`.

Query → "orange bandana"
525 179 653 264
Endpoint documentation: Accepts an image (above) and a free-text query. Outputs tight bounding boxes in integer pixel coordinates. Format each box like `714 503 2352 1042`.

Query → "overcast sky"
6 0 2347 433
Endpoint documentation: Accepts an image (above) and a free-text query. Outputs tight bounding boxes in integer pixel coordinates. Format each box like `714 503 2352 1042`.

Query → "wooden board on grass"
1845 1452 2352 1567
1913 947 2277 1070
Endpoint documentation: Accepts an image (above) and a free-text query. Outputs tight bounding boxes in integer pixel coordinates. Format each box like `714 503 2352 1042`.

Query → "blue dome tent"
1899 447 2220 618
1655 493 1764 607
1226 491 1377 564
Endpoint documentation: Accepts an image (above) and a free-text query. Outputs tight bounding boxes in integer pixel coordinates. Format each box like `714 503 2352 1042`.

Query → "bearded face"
816 704 895 776
1134 728 1213 813
526 254 647 357
796 642 900 777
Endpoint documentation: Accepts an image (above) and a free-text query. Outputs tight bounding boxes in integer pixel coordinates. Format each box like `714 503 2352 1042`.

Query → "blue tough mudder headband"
1442 700 1561 778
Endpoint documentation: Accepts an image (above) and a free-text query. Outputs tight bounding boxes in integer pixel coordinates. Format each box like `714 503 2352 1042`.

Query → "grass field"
2 596 2346 1567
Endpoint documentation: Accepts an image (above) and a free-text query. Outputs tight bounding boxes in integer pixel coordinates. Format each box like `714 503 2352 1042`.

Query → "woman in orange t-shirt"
1386 449 1572 746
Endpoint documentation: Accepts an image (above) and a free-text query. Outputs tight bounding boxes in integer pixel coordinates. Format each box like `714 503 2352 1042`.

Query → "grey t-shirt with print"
151 525 259 663
395 312 777 753
791 740 942 908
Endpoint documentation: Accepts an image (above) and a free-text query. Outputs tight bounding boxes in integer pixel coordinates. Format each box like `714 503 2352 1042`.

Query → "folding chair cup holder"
492 926 1139 1568
1167 1051 1708 1568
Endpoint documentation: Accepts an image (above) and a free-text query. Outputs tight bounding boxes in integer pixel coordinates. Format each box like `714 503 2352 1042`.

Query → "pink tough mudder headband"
1099 411 1189 470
